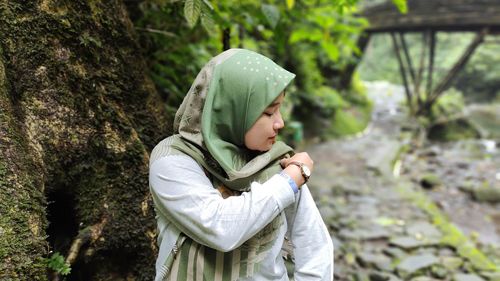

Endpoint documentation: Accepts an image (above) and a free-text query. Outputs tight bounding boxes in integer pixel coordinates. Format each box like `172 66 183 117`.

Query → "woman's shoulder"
151 153 200 170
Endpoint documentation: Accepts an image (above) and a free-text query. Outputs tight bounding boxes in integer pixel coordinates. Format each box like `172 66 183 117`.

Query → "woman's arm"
286 185 334 281
149 155 295 252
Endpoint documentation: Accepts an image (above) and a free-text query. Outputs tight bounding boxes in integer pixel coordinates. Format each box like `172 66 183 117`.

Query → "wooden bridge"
361 0 500 115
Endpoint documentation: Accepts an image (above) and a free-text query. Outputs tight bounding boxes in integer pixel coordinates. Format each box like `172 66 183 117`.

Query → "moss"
1 0 167 279
427 118 481 142
0 67 48 280
396 183 500 272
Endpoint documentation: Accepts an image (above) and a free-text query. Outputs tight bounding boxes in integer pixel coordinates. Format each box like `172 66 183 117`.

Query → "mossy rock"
472 182 500 203
427 118 481 142
420 173 442 189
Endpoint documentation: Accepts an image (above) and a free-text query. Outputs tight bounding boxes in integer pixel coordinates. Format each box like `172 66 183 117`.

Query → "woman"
149 48 333 281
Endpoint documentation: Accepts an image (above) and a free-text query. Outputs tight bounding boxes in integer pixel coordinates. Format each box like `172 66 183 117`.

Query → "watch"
287 161 311 183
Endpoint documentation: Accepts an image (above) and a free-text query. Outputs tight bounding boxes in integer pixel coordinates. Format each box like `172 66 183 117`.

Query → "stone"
427 117 481 142
319 205 336 221
454 274 486 281
420 173 442 189
365 139 402 177
479 271 500 281
383 247 407 259
397 253 439 277
339 225 390 241
389 236 427 250
331 235 343 256
406 221 442 239
472 182 500 203
356 251 393 272
411 277 439 281
441 256 463 271
430 265 448 279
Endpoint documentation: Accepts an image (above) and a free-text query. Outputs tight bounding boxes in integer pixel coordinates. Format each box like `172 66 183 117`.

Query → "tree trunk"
0 1 170 279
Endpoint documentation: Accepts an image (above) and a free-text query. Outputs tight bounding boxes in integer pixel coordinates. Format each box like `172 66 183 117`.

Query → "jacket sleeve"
149 155 295 252
285 185 334 281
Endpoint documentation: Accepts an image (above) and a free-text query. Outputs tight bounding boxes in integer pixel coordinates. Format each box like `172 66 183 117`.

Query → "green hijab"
170 48 296 191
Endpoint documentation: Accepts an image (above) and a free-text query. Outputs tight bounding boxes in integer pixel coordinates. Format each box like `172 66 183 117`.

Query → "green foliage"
261 4 280 29
391 0 408 13
44 252 71 275
430 88 465 120
135 0 406 141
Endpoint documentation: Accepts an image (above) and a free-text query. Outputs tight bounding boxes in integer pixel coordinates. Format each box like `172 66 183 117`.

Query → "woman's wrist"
283 165 304 187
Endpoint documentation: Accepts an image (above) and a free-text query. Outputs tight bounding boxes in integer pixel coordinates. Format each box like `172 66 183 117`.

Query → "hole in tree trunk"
46 189 79 255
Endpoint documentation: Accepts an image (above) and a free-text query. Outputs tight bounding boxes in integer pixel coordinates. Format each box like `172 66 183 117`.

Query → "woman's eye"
264 111 274 116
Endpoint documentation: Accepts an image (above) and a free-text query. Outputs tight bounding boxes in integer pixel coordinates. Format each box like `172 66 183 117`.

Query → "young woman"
149 48 333 281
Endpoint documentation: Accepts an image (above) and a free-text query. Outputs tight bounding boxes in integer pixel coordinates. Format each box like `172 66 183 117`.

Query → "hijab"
160 48 296 191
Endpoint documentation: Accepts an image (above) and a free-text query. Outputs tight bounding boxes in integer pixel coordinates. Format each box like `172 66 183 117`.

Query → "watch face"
302 165 311 177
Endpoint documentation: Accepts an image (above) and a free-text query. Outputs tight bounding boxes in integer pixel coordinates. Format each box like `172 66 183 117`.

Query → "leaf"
289 28 322 43
261 4 280 29
200 12 216 34
202 0 213 10
392 0 408 14
184 0 202 28
286 0 295 10
321 40 339 61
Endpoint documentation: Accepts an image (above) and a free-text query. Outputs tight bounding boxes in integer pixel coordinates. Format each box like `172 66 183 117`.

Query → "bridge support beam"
390 29 487 116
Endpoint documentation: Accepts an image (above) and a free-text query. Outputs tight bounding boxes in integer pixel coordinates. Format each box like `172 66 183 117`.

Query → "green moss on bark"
0 0 169 279
0 48 48 279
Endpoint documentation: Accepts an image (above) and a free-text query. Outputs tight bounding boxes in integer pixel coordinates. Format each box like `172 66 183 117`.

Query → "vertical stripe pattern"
165 213 284 281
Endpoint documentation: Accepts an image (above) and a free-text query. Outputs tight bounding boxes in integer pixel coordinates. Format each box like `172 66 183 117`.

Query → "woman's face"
244 92 285 152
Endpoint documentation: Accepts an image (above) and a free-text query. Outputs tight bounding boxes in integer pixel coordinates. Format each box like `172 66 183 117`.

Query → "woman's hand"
280 152 314 187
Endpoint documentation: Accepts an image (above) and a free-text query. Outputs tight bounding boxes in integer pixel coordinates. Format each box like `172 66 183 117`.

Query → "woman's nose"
273 112 284 130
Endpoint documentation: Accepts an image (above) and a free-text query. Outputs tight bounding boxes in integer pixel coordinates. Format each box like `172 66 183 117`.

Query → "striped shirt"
149 155 333 280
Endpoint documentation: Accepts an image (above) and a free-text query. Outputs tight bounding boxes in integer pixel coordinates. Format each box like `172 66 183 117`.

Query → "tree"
0 1 169 279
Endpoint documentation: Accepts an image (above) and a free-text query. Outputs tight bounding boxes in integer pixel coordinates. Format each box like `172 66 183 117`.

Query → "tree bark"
0 1 170 279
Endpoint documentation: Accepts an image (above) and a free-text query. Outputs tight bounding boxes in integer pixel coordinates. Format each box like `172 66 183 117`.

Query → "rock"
472 182 500 203
427 117 481 142
318 205 336 221
365 138 402 177
480 271 500 281
357 251 393 272
353 271 370 281
383 247 407 259
389 236 428 250
438 247 456 257
458 180 476 193
370 272 402 281
420 173 442 189
339 225 390 241
406 221 442 239
466 104 500 139
397 253 439 278
440 256 463 271
331 235 343 257
410 277 439 281
430 265 448 279
454 274 486 281
369 272 390 281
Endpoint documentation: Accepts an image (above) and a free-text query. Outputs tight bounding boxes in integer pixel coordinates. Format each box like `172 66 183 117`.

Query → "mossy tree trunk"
0 1 170 279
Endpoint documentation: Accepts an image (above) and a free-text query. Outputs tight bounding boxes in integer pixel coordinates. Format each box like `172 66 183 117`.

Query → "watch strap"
279 171 299 193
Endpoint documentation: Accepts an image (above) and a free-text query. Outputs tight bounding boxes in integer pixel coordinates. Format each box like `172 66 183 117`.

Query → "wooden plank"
363 0 500 33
